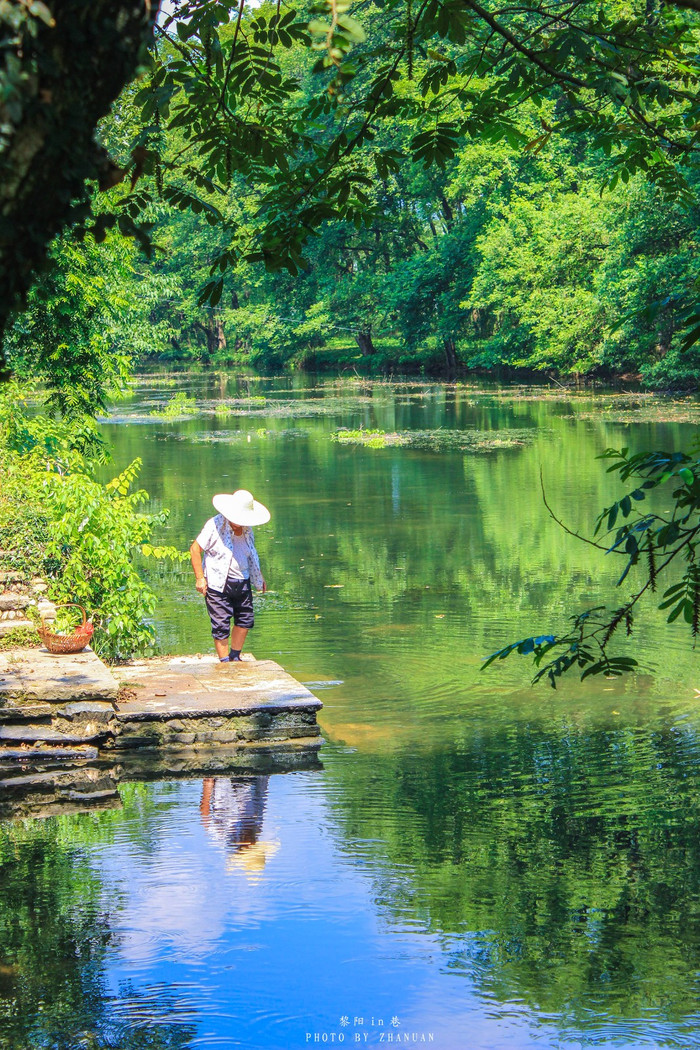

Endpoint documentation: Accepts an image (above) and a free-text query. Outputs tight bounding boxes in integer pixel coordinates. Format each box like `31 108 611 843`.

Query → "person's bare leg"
214 638 230 659
200 778 214 818
230 626 248 655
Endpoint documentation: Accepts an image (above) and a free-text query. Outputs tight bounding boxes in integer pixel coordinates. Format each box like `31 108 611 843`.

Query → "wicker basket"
38 604 94 655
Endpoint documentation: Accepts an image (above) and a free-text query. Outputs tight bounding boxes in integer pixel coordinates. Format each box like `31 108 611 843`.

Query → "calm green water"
2 377 700 1049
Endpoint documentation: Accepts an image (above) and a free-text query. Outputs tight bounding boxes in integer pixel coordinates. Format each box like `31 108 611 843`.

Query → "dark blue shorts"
205 577 254 639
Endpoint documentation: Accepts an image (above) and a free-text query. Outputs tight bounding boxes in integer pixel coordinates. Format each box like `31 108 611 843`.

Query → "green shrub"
0 389 187 661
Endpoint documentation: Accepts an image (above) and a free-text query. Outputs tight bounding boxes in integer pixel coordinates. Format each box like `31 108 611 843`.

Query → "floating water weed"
332 427 534 452
186 428 308 443
569 399 700 424
130 375 182 387
149 392 199 420
334 428 388 448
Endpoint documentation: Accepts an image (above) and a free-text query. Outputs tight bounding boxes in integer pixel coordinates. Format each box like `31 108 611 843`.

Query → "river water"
2 376 700 1049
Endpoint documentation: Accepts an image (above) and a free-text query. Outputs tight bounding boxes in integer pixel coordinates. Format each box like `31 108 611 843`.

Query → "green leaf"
29 1 55 26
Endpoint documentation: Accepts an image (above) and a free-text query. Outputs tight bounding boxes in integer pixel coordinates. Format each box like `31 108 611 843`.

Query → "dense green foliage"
0 0 157 369
7 0 700 384
5 230 167 416
0 388 186 660
11 127 700 384
132 145 700 382
129 0 700 271
107 0 700 382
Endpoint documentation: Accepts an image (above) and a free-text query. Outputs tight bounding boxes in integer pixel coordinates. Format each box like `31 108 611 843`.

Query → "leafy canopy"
116 0 700 298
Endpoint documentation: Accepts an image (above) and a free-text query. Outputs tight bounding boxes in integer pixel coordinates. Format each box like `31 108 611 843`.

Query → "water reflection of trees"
0 819 197 1049
326 721 700 1024
108 384 700 685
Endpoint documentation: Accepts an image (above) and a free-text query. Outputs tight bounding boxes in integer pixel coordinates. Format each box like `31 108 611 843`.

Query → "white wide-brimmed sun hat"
213 489 270 526
226 839 280 878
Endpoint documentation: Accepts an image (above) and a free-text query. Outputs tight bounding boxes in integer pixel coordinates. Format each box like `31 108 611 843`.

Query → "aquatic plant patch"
103 380 700 432
332 428 536 451
565 398 700 425
129 376 182 388
149 392 199 420
183 428 311 444
484 389 700 420
205 395 378 418
103 394 380 424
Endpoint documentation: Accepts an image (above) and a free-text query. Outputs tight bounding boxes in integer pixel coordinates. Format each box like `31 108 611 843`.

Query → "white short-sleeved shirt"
205 777 268 852
195 514 264 591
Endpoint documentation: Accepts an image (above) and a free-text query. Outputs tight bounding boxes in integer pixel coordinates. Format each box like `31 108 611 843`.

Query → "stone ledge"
0 747 322 818
0 593 32 611
0 619 36 636
0 768 116 791
114 696 322 722
0 701 54 722
0 651 323 762
0 571 28 585
57 700 115 722
0 724 111 744
0 647 119 702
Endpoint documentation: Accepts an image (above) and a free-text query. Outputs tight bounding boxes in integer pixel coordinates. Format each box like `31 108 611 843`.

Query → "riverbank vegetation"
92 139 700 386
0 389 186 660
29 137 699 387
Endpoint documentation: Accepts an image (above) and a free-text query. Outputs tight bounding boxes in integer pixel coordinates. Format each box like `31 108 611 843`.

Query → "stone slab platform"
0 650 323 759
117 655 322 718
0 647 118 704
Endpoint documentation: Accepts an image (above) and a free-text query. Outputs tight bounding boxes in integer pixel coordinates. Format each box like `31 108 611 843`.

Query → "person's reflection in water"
200 776 279 880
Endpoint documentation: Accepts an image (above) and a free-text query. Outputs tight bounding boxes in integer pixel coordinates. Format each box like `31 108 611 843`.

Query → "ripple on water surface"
2 728 700 1048
5 381 700 1049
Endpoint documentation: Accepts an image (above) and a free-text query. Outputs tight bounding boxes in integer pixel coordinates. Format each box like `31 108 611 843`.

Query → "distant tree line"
127 126 700 385
5 0 700 388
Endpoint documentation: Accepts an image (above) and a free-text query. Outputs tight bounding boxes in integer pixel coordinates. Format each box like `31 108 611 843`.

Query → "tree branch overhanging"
0 0 161 380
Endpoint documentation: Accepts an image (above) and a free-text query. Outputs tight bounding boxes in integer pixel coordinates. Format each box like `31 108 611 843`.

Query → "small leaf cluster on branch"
484 447 700 685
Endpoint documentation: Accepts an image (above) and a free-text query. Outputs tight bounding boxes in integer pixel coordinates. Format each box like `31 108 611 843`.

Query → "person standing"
190 489 270 662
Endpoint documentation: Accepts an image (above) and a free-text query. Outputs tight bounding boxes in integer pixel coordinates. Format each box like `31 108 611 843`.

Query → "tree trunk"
207 315 227 357
656 317 674 359
440 194 454 227
355 329 376 356
0 0 159 379
195 314 226 360
444 337 458 373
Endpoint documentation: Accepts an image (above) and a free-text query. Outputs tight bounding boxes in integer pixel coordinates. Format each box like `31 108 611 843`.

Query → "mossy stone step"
0 724 109 744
